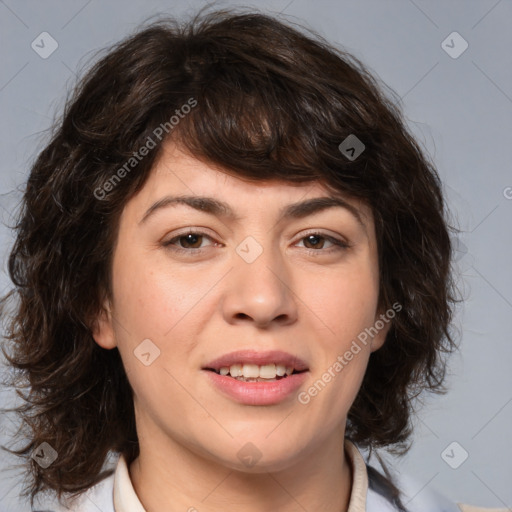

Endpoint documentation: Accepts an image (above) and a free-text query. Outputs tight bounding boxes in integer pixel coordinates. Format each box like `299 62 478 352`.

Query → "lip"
203 349 309 372
203 370 309 405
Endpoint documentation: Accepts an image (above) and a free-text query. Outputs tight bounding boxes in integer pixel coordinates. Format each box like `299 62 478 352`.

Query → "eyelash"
162 229 350 257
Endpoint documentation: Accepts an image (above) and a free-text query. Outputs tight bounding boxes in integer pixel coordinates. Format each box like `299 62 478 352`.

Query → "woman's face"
92 141 390 472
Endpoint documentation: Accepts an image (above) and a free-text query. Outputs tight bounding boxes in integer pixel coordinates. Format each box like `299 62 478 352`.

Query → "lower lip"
203 370 309 405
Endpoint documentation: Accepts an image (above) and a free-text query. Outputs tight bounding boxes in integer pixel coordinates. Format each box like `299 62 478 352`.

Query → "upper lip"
203 350 309 372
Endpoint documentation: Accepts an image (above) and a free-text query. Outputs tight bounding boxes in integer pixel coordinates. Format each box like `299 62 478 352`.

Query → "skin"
92 141 391 512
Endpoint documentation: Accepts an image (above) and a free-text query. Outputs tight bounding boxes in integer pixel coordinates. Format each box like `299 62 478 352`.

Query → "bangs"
162 47 367 189
174 80 323 181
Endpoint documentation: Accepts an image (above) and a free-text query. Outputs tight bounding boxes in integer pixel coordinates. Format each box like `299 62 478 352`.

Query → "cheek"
299 261 379 341
298 257 378 409
112 268 199 425
110 252 218 393
112 250 204 338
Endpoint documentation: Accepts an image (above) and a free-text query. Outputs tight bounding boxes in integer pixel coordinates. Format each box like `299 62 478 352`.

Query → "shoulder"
32 467 116 512
366 462 507 512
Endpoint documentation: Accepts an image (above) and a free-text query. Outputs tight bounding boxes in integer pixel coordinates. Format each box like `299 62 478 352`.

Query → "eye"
163 230 215 253
295 232 350 254
162 229 350 256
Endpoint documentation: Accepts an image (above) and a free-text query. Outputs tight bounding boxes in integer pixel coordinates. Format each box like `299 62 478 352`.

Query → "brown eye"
302 234 328 249
163 230 216 253
175 233 204 249
296 232 349 254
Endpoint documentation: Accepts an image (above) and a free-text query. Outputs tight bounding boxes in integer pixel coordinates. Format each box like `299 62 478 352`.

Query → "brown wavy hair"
0 6 462 509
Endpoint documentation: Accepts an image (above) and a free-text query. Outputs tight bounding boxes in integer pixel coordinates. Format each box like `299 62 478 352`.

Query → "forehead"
129 141 374 231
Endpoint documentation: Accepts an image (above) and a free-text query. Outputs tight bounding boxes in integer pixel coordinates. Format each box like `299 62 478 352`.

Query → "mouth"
203 364 308 382
202 358 310 405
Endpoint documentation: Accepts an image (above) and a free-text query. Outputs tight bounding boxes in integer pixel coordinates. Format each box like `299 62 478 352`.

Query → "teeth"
229 364 242 377
259 364 277 379
276 364 287 377
242 364 259 378
218 363 298 379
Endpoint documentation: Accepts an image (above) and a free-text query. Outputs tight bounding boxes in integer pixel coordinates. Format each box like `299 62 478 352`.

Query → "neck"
128 425 353 512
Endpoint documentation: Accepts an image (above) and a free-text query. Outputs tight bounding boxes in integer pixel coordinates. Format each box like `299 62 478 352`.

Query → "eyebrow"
139 194 367 231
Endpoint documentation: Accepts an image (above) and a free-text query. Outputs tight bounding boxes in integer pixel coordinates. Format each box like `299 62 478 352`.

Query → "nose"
221 243 298 328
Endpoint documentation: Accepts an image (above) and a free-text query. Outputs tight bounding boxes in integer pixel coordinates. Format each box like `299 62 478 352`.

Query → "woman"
0 7 500 512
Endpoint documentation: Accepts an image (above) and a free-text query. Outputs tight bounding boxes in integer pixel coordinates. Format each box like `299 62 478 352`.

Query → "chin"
200 435 308 474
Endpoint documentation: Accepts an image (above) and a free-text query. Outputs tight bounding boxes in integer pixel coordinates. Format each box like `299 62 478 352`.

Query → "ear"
90 298 117 350
369 308 393 353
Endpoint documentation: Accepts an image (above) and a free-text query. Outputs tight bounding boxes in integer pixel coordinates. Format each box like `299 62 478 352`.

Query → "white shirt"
33 439 507 512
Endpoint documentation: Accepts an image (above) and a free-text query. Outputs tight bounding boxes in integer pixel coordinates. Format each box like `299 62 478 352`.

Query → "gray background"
0 0 511 510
